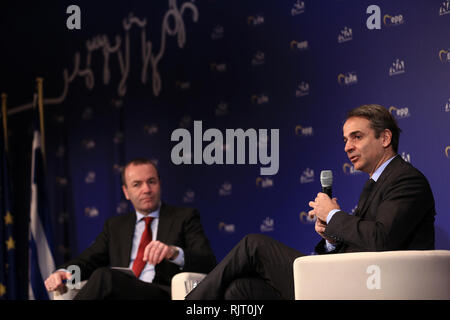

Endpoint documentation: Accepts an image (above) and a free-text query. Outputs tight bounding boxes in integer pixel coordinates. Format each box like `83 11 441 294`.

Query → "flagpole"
1 93 7 153
36 78 46 166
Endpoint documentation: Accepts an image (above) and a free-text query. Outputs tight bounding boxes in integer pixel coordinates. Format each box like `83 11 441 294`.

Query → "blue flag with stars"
0 113 18 300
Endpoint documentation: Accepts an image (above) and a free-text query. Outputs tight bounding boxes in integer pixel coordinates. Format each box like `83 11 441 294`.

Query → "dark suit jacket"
60 203 217 287
315 156 435 254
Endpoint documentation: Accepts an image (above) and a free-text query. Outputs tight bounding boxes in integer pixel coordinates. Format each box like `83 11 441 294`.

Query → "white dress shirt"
129 206 185 283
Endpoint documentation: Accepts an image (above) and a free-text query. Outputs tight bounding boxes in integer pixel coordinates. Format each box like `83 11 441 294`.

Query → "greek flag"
28 97 55 300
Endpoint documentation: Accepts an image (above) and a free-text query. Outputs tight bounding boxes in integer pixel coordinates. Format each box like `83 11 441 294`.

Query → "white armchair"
171 272 207 300
52 272 206 300
293 250 450 300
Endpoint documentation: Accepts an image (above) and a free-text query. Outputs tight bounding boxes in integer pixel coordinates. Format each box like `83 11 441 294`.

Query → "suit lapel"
156 203 174 243
355 179 375 217
118 212 136 267
357 155 402 218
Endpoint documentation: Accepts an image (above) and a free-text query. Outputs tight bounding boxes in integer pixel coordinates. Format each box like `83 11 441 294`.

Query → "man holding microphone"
186 104 436 300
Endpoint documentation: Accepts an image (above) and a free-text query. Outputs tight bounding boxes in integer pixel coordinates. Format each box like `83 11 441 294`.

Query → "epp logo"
290 40 309 51
383 14 405 26
256 177 274 188
247 15 264 26
337 72 358 86
295 125 313 136
251 94 269 105
299 211 316 224
439 49 450 62
218 222 235 233
445 146 450 159
343 163 352 174
342 163 360 175
389 106 410 119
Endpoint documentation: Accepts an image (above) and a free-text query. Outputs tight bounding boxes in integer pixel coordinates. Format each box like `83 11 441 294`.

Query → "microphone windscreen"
320 170 333 188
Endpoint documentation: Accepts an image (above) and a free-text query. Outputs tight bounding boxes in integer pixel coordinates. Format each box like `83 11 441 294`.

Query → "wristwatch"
169 246 179 260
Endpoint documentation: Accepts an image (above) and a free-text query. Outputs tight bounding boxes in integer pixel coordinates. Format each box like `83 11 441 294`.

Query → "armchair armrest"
52 272 208 300
171 272 207 300
293 250 450 300
52 280 88 300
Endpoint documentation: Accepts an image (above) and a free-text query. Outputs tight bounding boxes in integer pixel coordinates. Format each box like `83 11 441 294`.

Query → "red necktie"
132 216 154 277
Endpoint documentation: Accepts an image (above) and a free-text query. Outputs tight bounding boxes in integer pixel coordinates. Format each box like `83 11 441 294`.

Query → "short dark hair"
346 104 402 153
121 158 160 186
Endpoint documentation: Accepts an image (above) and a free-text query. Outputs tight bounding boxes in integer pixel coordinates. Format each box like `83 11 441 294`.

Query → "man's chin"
352 161 364 172
353 163 369 174
139 205 158 214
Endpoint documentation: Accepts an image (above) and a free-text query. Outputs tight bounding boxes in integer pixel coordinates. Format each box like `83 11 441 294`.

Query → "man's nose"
142 182 152 193
344 140 354 153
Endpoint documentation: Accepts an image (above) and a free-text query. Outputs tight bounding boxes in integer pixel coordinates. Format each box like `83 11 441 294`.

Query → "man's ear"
122 185 130 200
382 129 393 148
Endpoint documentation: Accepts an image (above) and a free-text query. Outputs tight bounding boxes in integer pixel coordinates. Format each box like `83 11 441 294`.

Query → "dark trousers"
185 234 304 300
74 267 171 300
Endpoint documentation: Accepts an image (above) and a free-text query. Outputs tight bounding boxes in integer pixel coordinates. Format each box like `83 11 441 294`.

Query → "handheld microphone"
320 170 333 198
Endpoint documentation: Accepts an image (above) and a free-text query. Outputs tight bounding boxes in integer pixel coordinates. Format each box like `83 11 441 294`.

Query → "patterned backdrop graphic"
1 0 449 296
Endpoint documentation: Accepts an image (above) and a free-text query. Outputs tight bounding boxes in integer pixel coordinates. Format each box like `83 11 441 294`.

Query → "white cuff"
326 209 340 225
170 246 185 269
325 240 337 252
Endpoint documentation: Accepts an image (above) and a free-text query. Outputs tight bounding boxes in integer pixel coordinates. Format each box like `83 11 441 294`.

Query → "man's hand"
308 192 340 222
143 241 179 266
44 271 72 292
314 218 337 244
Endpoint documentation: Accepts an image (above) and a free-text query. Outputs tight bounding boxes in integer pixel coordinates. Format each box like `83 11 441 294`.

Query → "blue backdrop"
2 0 450 288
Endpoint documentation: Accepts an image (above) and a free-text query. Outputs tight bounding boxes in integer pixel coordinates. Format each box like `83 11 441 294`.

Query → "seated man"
186 104 436 300
45 158 217 299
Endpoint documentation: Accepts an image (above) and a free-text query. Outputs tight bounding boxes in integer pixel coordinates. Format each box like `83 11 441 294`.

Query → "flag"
28 95 55 300
0 101 18 300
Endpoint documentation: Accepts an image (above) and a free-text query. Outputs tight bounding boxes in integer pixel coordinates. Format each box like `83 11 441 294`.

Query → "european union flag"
0 112 18 300
28 96 56 300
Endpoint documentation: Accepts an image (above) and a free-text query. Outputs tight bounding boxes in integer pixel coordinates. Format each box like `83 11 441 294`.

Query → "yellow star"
0 283 6 297
4 211 13 225
6 236 15 250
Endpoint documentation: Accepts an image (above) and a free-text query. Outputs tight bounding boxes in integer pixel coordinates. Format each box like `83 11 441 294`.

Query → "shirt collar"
135 202 161 223
370 155 397 182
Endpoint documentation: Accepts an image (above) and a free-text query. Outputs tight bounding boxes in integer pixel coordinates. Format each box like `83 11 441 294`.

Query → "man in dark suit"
186 104 436 300
44 158 216 299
